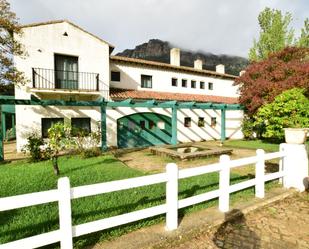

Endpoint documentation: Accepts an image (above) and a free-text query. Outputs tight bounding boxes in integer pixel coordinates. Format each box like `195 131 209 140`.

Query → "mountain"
116 39 249 76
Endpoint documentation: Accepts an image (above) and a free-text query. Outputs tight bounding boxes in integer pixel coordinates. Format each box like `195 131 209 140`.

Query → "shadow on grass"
1 173 257 249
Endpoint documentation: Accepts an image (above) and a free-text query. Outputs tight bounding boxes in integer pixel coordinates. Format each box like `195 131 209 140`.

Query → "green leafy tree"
297 18 309 48
249 8 294 61
254 88 309 141
48 122 76 175
0 0 27 85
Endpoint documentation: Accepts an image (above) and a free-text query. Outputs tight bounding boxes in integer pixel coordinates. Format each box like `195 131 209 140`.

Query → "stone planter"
284 128 308 144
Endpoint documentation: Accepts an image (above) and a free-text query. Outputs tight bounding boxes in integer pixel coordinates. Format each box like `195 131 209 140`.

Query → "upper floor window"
171 78 178 87
111 71 120 82
54 54 78 90
191 80 196 88
182 79 187 87
208 82 214 90
141 75 152 88
200 81 205 89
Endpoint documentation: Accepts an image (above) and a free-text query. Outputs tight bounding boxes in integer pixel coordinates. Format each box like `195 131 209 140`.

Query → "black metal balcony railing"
32 68 100 91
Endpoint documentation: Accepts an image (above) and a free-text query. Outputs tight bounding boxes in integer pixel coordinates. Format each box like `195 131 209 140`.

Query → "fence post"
281 143 309 191
255 149 265 198
219 155 230 212
165 163 178 231
58 177 73 249
279 144 284 184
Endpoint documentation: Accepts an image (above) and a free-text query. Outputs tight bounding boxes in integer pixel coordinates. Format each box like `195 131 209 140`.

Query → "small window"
41 118 64 138
149 120 155 129
128 121 136 130
141 75 152 88
208 82 214 90
198 117 205 127
200 81 205 89
211 117 217 127
191 80 196 88
140 120 146 129
111 71 120 82
182 79 187 87
184 117 191 127
71 118 91 136
157 121 165 129
171 78 178 87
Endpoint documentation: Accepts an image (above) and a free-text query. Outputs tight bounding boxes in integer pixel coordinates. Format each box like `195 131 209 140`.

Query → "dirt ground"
114 141 279 176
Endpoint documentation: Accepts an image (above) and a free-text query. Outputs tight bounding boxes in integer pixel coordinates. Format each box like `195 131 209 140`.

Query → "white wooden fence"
0 143 308 249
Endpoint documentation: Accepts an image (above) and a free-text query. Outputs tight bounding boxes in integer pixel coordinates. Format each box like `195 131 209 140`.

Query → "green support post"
171 106 178 145
101 103 107 151
220 109 226 142
1 112 6 141
0 107 3 161
12 114 15 138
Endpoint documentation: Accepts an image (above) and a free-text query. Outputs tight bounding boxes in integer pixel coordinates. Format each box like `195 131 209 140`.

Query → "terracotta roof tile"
110 88 239 104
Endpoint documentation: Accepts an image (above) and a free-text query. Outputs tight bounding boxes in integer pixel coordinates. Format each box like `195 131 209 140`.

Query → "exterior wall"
14 22 111 151
106 107 243 147
110 62 239 98
14 22 110 100
16 105 101 151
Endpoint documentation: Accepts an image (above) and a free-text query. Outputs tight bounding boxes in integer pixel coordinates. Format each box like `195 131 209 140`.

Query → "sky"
9 0 309 58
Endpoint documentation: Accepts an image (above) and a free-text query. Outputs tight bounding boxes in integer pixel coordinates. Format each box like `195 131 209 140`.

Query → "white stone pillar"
281 143 309 192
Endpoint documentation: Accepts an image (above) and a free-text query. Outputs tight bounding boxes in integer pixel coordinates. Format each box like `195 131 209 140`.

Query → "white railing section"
0 148 293 249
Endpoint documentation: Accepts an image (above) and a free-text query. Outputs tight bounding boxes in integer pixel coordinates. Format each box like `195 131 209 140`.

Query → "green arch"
117 112 172 148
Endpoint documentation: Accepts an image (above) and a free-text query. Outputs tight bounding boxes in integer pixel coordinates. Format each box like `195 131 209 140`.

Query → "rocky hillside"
116 39 248 76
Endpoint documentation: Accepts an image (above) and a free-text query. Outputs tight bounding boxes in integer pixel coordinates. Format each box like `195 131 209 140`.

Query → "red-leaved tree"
235 47 309 116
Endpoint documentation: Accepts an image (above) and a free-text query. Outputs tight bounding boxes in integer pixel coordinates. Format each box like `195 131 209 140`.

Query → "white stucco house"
13 20 244 152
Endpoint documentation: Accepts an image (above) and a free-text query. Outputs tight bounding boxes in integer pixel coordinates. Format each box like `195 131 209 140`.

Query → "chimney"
239 70 246 76
170 48 180 66
216 64 225 74
194 59 203 70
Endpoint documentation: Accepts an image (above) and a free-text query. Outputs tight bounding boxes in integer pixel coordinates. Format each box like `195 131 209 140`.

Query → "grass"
223 139 280 152
0 142 279 248
223 139 309 152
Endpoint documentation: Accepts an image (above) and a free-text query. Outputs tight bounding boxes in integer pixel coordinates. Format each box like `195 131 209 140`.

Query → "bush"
81 147 101 158
22 133 45 162
254 88 309 141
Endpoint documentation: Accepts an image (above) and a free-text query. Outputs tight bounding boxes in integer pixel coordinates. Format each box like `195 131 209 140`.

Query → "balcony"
32 68 100 92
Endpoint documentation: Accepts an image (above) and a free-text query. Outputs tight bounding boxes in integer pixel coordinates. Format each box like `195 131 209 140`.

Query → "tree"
235 47 309 116
249 8 294 61
0 0 27 85
297 18 309 48
47 122 76 175
254 88 309 141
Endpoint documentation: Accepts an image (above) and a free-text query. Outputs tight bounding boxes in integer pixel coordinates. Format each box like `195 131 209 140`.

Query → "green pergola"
0 96 243 161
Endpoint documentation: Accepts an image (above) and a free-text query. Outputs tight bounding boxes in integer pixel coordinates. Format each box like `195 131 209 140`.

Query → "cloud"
9 0 308 57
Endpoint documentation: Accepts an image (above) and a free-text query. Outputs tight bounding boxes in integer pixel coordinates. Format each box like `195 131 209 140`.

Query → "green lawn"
0 151 278 248
223 139 280 152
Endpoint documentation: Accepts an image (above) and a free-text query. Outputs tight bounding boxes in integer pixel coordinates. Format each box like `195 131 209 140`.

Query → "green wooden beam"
101 103 107 151
2 112 6 141
178 102 196 108
0 106 3 161
221 109 226 142
171 105 177 145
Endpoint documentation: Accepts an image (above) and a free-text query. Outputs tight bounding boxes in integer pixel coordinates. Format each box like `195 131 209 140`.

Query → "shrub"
81 147 101 158
254 88 309 141
22 133 45 162
48 122 76 175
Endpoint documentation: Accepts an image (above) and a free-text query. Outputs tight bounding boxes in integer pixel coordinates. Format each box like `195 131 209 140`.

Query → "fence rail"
0 147 291 249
